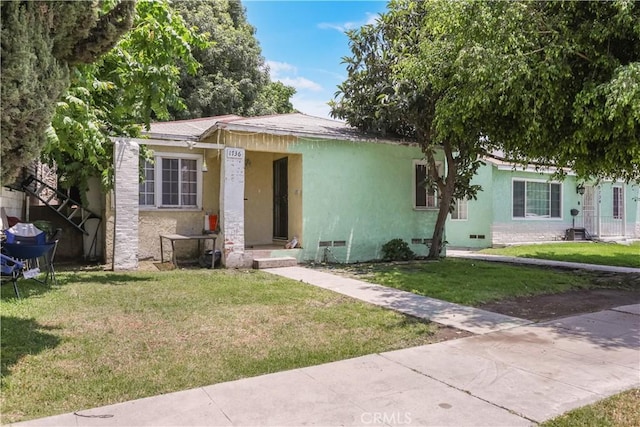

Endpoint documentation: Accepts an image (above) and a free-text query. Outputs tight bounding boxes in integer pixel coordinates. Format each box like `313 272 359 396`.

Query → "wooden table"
159 233 217 268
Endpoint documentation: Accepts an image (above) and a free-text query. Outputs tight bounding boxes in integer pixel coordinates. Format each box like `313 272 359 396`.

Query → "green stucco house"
105 113 639 269
445 154 640 248
107 113 446 268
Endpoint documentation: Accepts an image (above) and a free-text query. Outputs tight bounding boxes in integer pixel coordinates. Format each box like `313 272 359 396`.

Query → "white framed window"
139 160 155 206
613 186 623 220
451 198 468 220
414 160 443 209
512 179 561 219
139 152 203 209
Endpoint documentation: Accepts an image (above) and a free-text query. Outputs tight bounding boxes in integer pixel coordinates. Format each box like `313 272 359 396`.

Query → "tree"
1 0 135 184
331 0 486 258
457 1 640 182
43 0 207 193
171 0 295 118
331 0 640 259
247 81 297 116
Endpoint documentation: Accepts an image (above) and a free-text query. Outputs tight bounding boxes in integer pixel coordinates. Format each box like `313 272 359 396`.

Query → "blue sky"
244 0 388 119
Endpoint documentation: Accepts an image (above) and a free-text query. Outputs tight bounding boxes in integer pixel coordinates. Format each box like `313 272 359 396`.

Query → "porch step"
253 257 297 269
566 227 588 241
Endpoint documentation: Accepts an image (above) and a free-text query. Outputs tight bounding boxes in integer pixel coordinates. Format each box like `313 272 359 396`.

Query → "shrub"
381 239 415 261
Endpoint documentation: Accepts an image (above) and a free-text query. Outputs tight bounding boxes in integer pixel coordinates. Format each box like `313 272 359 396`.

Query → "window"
451 198 468 220
414 160 442 209
513 180 561 219
139 160 155 206
613 186 623 219
139 153 202 209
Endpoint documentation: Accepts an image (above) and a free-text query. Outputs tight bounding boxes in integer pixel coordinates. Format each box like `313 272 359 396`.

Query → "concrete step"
252 257 297 269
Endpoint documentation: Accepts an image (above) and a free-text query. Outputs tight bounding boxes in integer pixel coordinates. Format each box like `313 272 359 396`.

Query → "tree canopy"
1 0 135 184
331 0 640 258
42 0 206 194
171 0 295 119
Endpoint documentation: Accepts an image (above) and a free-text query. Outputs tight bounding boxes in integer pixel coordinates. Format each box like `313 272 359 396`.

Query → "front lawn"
320 258 632 306
541 388 640 427
1 269 441 424
478 241 640 268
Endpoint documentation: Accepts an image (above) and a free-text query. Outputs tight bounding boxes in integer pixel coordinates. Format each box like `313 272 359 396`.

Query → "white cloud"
265 59 323 93
318 12 379 33
266 60 297 78
279 77 323 92
291 95 333 120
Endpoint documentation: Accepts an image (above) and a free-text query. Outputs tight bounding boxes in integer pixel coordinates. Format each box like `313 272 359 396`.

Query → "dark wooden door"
273 157 288 240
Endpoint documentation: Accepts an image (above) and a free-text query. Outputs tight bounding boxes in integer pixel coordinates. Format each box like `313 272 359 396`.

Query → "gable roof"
146 115 243 141
145 113 412 145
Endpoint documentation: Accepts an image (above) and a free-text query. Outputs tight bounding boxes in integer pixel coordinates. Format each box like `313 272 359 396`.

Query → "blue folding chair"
1 253 25 298
2 224 59 289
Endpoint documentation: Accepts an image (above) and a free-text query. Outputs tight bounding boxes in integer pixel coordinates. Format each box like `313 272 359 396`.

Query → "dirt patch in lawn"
478 271 640 322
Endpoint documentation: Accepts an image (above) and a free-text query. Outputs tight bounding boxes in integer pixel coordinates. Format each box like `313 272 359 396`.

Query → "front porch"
244 243 302 269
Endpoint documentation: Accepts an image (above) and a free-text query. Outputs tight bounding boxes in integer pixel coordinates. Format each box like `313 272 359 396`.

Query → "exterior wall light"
576 184 585 195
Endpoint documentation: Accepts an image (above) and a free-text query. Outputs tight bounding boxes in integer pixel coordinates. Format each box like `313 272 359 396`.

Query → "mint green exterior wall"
490 168 580 244
444 161 494 248
289 139 441 263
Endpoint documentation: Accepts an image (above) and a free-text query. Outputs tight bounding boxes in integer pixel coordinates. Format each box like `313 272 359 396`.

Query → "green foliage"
0 0 135 184
381 239 416 261
332 0 640 259
331 0 486 259
248 81 297 116
440 0 640 183
44 0 207 193
170 0 295 119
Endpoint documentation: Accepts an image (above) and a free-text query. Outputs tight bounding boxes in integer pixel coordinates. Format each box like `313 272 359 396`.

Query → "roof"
145 113 412 145
146 115 243 140
483 151 572 174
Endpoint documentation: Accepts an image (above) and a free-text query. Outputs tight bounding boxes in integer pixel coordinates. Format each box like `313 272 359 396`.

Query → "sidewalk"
11 267 640 427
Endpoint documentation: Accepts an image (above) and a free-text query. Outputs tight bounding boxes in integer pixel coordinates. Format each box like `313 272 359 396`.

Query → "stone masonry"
220 147 246 267
112 139 139 270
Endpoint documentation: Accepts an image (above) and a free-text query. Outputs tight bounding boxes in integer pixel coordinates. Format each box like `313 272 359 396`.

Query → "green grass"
324 258 609 306
541 388 640 427
478 241 640 268
1 268 441 424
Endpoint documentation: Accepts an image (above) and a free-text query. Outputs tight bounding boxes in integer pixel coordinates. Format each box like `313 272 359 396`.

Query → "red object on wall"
209 215 218 232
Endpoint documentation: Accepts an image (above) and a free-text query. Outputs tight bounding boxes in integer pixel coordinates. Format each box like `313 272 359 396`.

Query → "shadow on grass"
1 315 61 378
57 272 155 286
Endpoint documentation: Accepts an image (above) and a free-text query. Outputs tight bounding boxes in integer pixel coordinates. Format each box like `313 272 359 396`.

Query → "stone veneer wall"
111 139 139 270
491 221 571 245
220 147 246 267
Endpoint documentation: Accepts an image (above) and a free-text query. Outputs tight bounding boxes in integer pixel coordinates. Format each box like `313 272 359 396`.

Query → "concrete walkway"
11 267 640 427
264 266 531 335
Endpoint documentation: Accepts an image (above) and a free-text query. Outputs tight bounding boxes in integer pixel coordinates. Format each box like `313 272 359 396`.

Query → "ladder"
21 175 101 235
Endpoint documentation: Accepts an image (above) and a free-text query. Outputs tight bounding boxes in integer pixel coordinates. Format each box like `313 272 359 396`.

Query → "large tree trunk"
427 141 456 259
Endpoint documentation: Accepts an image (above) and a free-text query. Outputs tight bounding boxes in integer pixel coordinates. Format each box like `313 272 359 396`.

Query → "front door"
273 157 288 240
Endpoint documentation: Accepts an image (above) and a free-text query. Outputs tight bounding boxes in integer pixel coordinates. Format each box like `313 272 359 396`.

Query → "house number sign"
226 148 244 159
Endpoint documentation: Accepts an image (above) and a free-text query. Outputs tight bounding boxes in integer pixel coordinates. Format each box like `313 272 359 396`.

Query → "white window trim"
450 198 468 221
511 178 563 221
413 159 442 210
139 151 203 211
